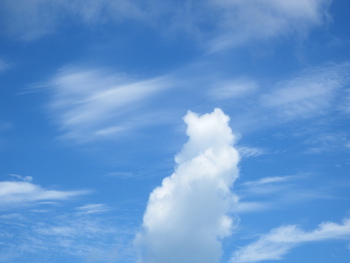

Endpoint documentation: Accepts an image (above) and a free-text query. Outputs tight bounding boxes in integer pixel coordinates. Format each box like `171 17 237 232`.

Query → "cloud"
0 0 145 40
233 176 300 214
7 174 33 182
0 180 87 209
0 59 9 72
47 66 173 142
304 132 350 154
76 204 109 215
237 146 266 158
232 218 350 262
0 0 331 47
242 175 297 186
207 0 331 51
234 173 336 213
0 209 128 263
339 88 350 114
208 79 258 100
261 63 350 121
135 108 240 263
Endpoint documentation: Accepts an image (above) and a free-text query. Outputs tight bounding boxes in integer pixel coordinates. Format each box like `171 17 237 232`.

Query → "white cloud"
0 0 331 48
242 175 296 186
0 210 128 263
207 0 331 51
232 218 350 262
48 67 173 142
7 174 33 182
234 173 336 213
76 204 109 215
304 132 350 154
0 0 145 40
237 146 266 158
0 181 87 208
261 63 350 120
135 108 240 263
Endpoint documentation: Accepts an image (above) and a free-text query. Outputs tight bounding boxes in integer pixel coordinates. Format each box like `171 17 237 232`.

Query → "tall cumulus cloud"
135 108 240 263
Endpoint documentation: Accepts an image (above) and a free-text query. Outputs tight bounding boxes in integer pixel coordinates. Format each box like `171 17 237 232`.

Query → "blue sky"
0 0 350 262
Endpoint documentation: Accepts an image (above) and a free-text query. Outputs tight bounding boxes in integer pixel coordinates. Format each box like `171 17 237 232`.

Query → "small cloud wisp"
0 180 87 209
232 218 350 263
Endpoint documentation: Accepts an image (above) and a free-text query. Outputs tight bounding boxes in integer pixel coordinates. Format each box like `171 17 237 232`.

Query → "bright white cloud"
232 218 350 262
0 181 87 208
135 108 240 263
48 67 173 142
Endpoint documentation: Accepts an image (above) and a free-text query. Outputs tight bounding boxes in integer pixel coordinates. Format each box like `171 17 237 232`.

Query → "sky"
0 0 350 262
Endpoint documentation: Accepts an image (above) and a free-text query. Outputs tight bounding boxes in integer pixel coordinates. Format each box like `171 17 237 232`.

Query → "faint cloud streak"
232 218 350 262
47 66 174 142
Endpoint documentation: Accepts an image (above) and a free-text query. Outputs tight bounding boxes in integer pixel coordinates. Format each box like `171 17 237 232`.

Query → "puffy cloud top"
136 108 240 263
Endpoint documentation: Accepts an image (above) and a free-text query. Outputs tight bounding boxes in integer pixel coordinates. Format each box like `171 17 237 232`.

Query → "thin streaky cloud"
48 67 174 142
0 0 145 41
0 0 331 49
260 63 350 120
7 174 33 182
207 0 331 52
237 146 266 158
0 181 88 208
76 204 109 215
242 175 297 186
208 79 258 100
0 210 129 262
232 218 350 263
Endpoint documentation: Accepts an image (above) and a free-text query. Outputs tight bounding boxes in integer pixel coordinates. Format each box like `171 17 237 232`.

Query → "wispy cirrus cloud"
0 178 129 262
0 206 130 263
234 173 337 214
0 0 145 40
47 66 174 142
232 175 299 213
75 203 109 215
261 63 350 121
237 146 266 158
0 180 88 209
232 218 350 262
207 0 331 52
242 175 298 186
0 0 331 49
7 173 33 182
208 79 258 100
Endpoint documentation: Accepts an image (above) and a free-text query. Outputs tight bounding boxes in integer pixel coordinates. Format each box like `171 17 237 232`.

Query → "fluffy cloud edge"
135 108 240 263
